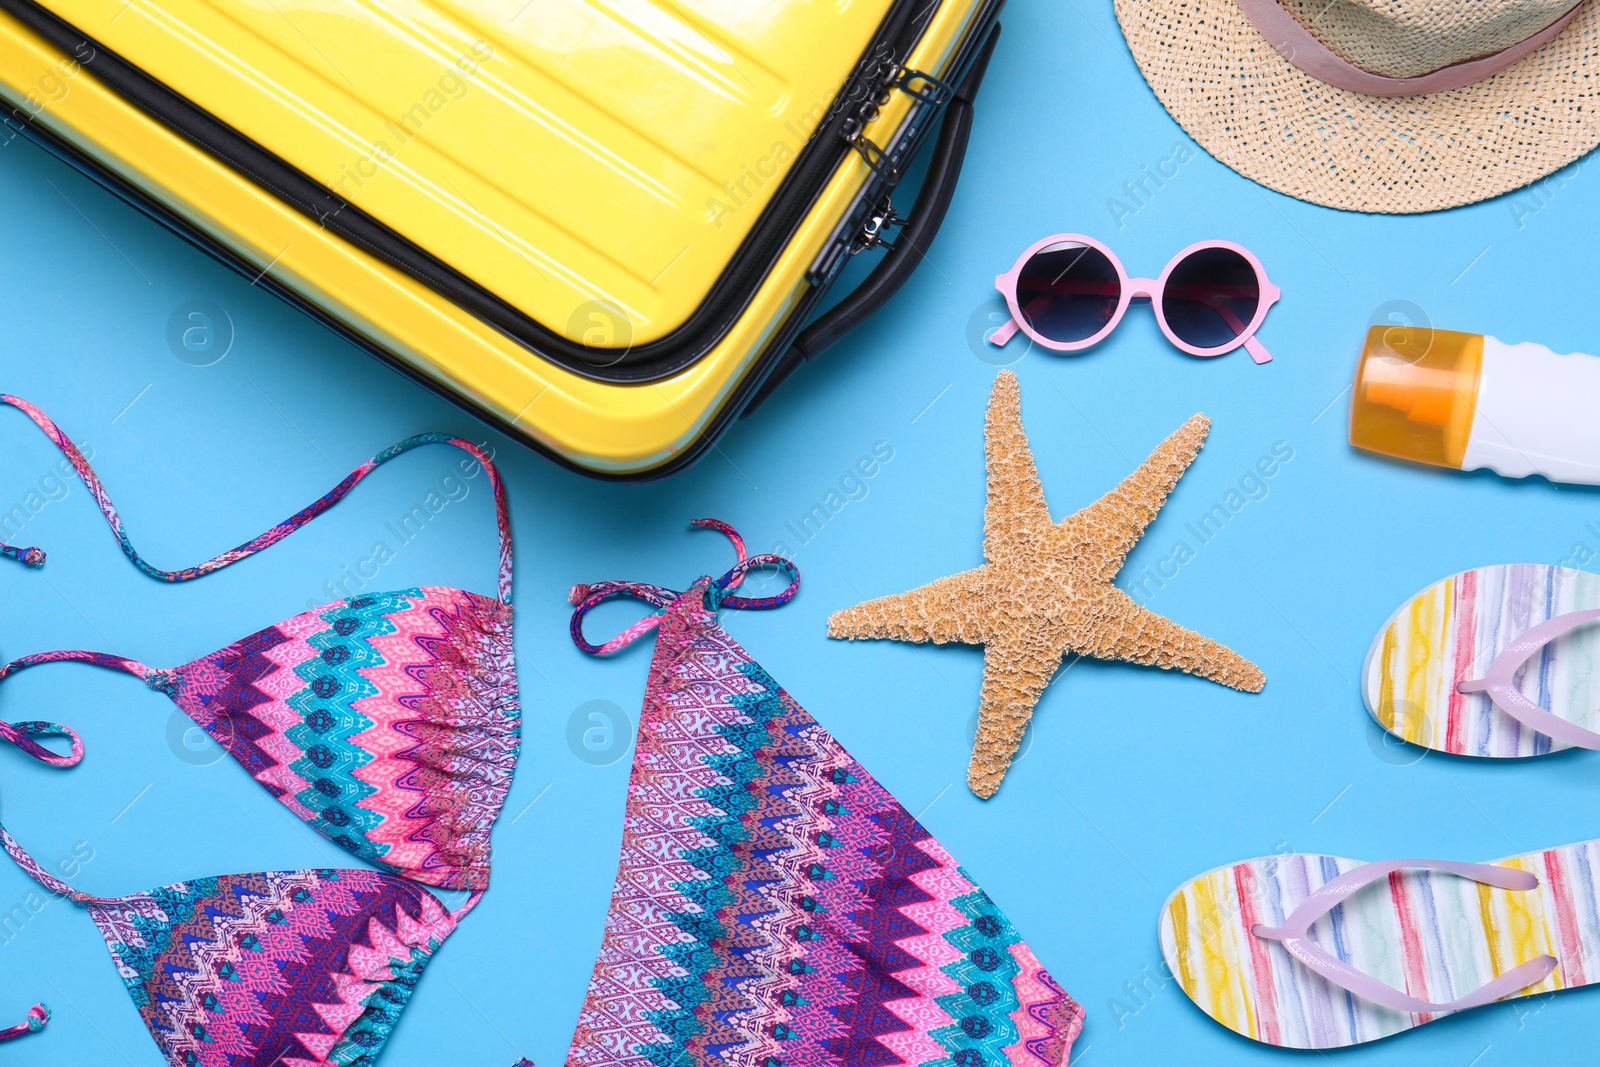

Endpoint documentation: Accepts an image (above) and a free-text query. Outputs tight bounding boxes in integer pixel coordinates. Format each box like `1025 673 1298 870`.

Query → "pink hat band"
1234 0 1585 97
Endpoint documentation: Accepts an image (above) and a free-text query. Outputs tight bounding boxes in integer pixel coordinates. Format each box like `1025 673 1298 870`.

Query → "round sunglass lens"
1161 247 1260 350
1014 242 1120 344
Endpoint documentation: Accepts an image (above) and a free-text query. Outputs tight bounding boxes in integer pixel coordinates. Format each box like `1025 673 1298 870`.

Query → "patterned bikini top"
0 754 472 1066
0 396 521 893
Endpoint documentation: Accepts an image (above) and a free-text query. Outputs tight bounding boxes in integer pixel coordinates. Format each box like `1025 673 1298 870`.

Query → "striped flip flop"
1159 844 1600 1048
1363 564 1600 757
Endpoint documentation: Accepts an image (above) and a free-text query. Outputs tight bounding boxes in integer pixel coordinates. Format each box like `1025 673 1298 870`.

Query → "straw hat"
1114 0 1600 212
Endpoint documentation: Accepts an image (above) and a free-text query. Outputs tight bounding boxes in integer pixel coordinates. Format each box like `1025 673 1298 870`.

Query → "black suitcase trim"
0 0 971 384
2 7 999 479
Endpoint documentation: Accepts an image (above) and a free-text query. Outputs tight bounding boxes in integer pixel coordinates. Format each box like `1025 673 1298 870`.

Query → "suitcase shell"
0 0 999 477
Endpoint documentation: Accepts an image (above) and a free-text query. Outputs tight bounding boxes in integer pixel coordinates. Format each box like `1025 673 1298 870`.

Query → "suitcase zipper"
843 66 955 184
854 199 910 253
0 0 954 384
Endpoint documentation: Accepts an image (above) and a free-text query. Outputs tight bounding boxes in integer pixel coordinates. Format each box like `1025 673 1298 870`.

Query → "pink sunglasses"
989 235 1278 364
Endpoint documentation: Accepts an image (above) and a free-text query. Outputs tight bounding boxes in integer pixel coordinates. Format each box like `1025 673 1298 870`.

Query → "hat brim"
1114 0 1600 213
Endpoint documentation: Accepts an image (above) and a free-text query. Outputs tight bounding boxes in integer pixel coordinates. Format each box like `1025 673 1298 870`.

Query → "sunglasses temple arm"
1242 333 1273 364
988 316 1021 347
1205 295 1273 365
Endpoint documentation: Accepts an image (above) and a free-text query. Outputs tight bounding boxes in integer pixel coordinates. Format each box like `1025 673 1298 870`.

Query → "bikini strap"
569 519 799 655
449 889 484 923
0 825 106 904
0 720 84 768
0 1004 47 1045
0 652 154 744
0 822 58 1050
0 658 99 775
0 397 513 605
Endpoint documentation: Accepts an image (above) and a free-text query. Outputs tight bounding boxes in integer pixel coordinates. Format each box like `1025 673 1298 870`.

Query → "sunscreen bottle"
1349 326 1600 485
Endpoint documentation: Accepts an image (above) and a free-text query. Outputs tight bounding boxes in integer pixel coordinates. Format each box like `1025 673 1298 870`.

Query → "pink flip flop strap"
1457 608 1600 750
1234 0 1584 98
1252 859 1557 1013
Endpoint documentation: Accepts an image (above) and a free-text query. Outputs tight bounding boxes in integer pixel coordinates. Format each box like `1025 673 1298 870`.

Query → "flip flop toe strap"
1456 608 1600 749
1252 859 1558 1014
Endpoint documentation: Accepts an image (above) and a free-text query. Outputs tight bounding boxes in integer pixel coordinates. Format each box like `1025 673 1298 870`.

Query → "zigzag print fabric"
0 397 523 1064
535 540 1083 1067
152 586 519 891
2 587 519 892
1 828 460 1067
0 395 522 891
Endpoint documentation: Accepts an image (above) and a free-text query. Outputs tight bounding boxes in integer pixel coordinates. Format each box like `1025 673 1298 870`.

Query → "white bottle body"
1462 336 1600 485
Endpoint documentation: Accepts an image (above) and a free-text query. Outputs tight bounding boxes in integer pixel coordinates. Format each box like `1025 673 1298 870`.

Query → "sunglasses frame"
991 235 1279 363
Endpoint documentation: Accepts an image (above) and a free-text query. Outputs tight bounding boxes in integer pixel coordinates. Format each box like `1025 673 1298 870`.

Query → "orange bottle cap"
1349 326 1482 470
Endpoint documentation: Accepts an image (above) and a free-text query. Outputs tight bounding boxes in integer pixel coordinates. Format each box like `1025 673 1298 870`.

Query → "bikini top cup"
0 744 471 1067
0 396 521 893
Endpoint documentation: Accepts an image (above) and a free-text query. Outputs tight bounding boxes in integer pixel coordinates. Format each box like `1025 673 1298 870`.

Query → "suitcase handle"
744 20 1001 414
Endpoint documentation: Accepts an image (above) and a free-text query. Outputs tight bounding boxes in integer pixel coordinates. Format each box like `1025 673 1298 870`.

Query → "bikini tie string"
569 519 800 656
0 544 44 568
0 720 84 769
0 395 513 605
0 1003 48 1044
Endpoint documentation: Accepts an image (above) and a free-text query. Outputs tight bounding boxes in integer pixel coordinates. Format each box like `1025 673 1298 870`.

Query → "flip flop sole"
1160 843 1600 1049
1362 564 1600 757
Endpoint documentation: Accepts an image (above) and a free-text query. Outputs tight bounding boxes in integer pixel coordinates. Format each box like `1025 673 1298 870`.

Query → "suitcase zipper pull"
888 66 953 107
853 198 908 254
840 64 950 185
843 128 901 184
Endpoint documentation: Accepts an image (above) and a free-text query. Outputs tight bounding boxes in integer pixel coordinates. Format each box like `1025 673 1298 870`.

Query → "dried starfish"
828 370 1265 798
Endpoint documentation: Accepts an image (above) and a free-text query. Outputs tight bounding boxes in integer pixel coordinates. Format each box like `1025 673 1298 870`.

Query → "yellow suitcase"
0 0 1001 477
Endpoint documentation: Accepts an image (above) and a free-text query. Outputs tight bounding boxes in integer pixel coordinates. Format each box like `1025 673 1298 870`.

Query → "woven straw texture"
1115 0 1600 213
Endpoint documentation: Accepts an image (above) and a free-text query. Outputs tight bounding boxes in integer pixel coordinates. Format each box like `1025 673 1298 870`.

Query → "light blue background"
2 0 1599 1063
